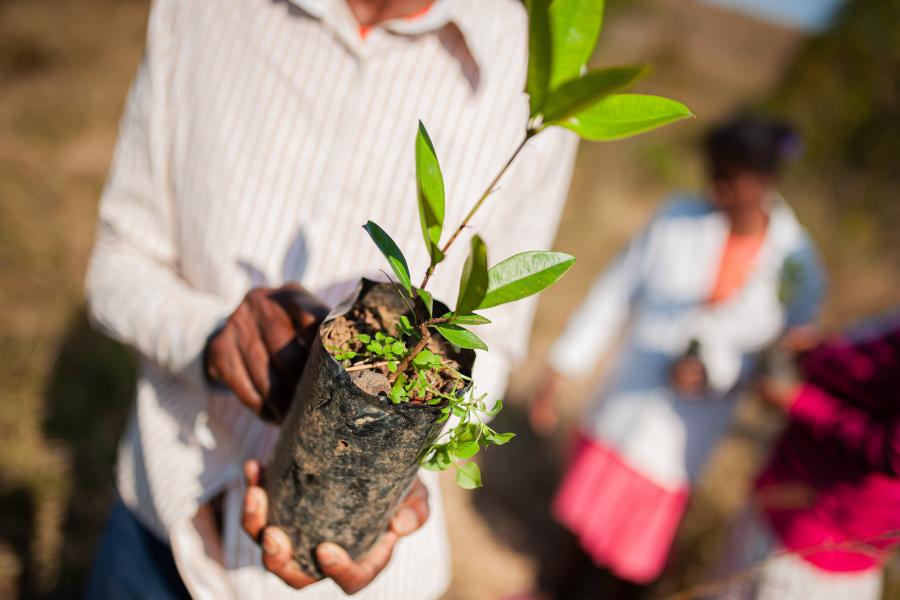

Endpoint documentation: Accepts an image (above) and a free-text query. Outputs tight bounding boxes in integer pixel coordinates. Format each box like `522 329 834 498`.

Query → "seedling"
327 0 693 487
267 1 692 575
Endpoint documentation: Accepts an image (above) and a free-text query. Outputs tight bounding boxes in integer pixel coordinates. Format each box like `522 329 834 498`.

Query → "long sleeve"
547 211 654 378
791 323 900 474
781 236 827 329
789 383 900 475
85 1 232 389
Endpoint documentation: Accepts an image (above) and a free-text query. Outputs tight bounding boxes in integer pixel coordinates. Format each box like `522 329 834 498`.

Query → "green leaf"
421 445 452 471
541 66 647 124
485 398 504 417
389 375 408 404
415 121 445 266
457 422 480 442
416 288 434 317
525 0 552 116
398 315 415 338
479 251 576 309
559 93 693 141
455 235 489 315
363 221 412 295
357 333 371 344
412 349 441 369
487 431 516 446
433 323 489 351
549 0 605 89
451 440 480 460
455 461 483 489
391 340 407 355
448 313 492 326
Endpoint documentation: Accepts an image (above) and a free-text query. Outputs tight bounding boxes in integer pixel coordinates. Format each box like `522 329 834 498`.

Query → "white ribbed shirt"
85 0 578 598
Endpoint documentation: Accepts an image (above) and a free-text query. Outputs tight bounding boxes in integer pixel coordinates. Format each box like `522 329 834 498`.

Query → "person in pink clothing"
527 114 825 600
715 313 900 599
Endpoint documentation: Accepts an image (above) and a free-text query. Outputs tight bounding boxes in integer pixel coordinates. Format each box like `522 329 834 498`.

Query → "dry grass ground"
0 0 897 598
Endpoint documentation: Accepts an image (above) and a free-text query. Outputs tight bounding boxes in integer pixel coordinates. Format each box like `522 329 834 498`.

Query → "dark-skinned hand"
241 460 430 594
205 284 329 422
669 355 708 397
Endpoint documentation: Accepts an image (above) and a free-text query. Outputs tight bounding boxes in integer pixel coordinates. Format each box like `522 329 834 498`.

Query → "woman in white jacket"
529 114 826 599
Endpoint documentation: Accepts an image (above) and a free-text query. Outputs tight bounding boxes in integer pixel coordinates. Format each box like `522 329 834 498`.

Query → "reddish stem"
417 132 533 291
388 316 450 383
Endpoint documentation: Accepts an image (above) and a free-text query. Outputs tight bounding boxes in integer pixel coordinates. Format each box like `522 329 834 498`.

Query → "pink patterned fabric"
552 435 690 584
756 319 900 572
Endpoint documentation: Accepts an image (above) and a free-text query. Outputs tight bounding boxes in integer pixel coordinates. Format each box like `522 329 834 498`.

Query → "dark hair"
704 112 801 178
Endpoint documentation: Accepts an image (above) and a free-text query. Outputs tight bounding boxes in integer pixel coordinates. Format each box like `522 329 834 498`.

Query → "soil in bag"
266 279 474 577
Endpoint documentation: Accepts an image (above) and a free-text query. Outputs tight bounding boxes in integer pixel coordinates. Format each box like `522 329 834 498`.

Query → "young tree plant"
334 0 692 488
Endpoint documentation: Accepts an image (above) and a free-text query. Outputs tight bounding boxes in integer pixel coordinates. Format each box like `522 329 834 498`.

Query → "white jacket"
549 194 825 490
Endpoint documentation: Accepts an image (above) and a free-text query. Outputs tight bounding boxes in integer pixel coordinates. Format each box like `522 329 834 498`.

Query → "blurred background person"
527 114 826 599
713 312 900 599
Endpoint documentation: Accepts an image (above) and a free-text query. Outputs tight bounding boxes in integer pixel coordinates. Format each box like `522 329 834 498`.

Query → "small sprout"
398 315 416 337
485 398 504 417
455 462 482 489
486 431 515 445
389 374 408 405
412 349 441 370
451 439 480 460
415 389 513 486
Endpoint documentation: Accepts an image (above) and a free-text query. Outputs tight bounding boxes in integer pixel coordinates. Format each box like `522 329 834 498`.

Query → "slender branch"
344 361 389 373
419 265 436 292
401 129 537 382
440 134 532 257
418 131 535 290
387 316 451 382
391 322 431 382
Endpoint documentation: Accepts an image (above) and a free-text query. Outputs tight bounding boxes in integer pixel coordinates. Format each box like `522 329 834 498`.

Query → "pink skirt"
552 434 690 584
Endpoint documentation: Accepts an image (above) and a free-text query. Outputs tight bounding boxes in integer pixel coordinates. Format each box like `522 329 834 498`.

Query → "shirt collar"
285 0 491 71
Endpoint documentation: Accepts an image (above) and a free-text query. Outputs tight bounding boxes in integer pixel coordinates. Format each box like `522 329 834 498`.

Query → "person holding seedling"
529 114 826 599
83 0 691 597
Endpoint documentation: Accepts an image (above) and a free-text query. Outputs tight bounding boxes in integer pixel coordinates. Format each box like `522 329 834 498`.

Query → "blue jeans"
86 499 192 600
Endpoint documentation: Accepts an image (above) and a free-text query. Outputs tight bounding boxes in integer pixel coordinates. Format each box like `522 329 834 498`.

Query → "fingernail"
318 545 337 567
394 508 417 535
263 532 279 556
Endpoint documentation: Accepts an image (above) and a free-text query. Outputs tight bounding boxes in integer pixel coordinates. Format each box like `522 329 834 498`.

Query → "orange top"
707 229 767 304
359 2 434 39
